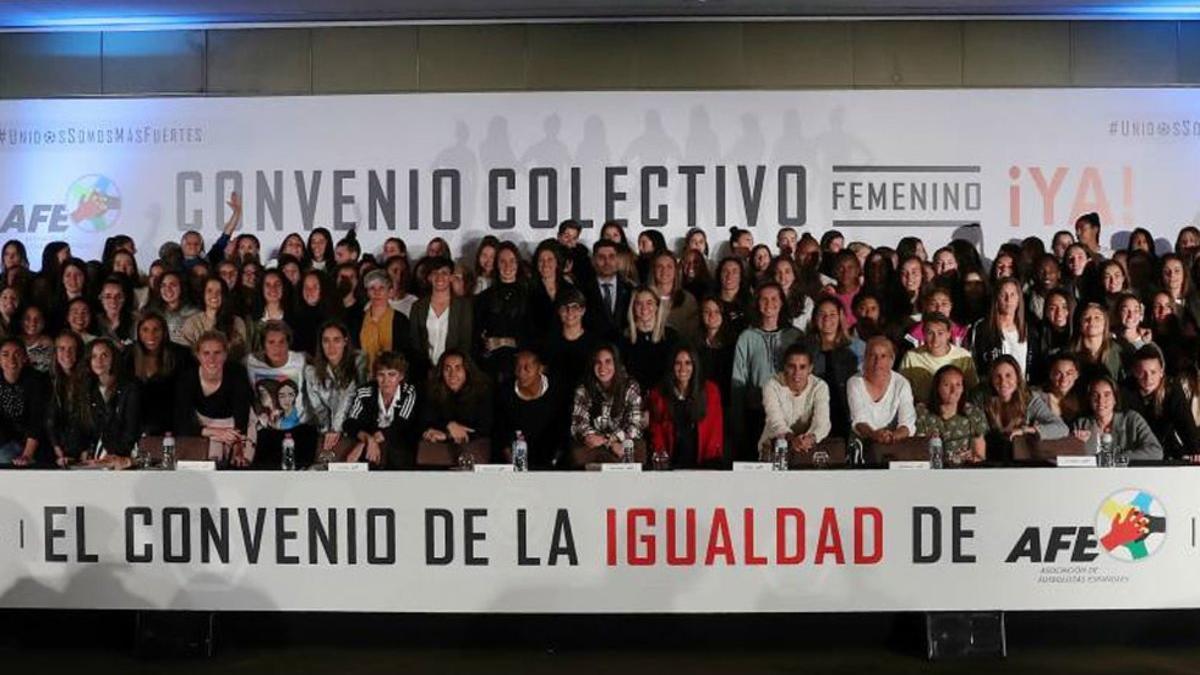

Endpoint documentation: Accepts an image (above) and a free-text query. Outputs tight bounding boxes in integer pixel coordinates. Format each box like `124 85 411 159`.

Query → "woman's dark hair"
98 275 135 336
752 281 792 328
684 227 709 256
1127 227 1157 256
307 227 334 264
65 297 94 334
819 230 844 250
896 236 924 261
983 354 1031 433
276 254 304 285
51 329 84 388
698 294 733 347
100 235 135 268
474 235 501 280
1174 226 1200 256
70 338 128 432
929 364 969 415
494 241 528 282
599 220 631 250
202 276 239 339
106 249 144 292
278 233 308 267
1130 344 1168 416
40 241 69 276
639 230 668 257
312 320 360 389
56 257 89 301
130 311 179 381
299 269 337 313
768 256 807 317
658 345 708 423
1086 374 1122 413
254 268 296 319
680 248 712 292
533 239 565 278
584 343 631 420
429 349 488 407
2 239 29 270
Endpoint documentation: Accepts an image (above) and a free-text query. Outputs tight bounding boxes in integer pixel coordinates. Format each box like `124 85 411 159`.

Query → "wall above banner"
0 89 1196 264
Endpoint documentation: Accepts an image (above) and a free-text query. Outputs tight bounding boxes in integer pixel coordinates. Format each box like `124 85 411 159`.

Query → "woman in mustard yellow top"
360 269 413 371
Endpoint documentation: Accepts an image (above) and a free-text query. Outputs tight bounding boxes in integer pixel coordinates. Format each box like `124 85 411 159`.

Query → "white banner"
1 89 1199 262
0 469 1194 613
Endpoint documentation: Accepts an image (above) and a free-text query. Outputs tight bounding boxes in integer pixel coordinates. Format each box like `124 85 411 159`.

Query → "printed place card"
732 462 773 472
176 461 216 471
474 464 515 473
328 463 369 472
889 461 931 470
601 463 643 472
1056 456 1098 468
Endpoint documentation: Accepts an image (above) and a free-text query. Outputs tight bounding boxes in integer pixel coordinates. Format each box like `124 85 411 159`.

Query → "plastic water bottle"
928 434 944 470
773 437 789 471
652 446 670 471
847 436 864 467
1099 432 1114 468
512 431 528 472
622 437 635 464
281 433 296 471
161 432 176 471
457 447 476 471
132 433 149 470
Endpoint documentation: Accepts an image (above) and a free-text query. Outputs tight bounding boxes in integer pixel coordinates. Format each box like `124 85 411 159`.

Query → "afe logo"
1008 165 1133 228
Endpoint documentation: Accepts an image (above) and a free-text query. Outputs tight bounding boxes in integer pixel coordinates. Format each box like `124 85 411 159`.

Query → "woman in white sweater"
847 335 916 445
759 343 831 457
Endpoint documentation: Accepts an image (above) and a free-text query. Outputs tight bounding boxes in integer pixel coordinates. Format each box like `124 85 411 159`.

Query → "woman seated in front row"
174 331 253 466
976 354 1068 462
646 345 724 469
304 320 367 463
417 349 493 467
1122 344 1200 460
58 338 141 468
915 364 987 466
847 335 916 450
570 344 645 467
343 350 418 469
1072 375 1164 461
758 343 830 464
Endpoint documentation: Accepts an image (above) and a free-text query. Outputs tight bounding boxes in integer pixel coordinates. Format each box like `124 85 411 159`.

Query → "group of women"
0 201 1192 469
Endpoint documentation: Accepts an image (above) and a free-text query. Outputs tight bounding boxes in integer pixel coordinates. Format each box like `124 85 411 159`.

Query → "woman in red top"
647 345 724 468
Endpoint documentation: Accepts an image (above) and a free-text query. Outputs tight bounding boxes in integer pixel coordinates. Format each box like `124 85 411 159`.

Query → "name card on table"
601 463 643 473
474 464 515 473
732 462 773 472
1056 456 1098 468
328 463 369 472
889 461 931 470
176 461 216 471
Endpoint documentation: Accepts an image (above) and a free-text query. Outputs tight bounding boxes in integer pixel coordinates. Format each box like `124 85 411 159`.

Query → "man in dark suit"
584 239 632 342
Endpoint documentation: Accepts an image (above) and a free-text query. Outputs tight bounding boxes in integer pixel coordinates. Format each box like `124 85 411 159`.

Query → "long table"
0 468 1189 613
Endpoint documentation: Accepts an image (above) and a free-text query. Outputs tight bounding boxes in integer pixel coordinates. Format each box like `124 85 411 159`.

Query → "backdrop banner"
1 89 1198 262
0 470 1191 613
